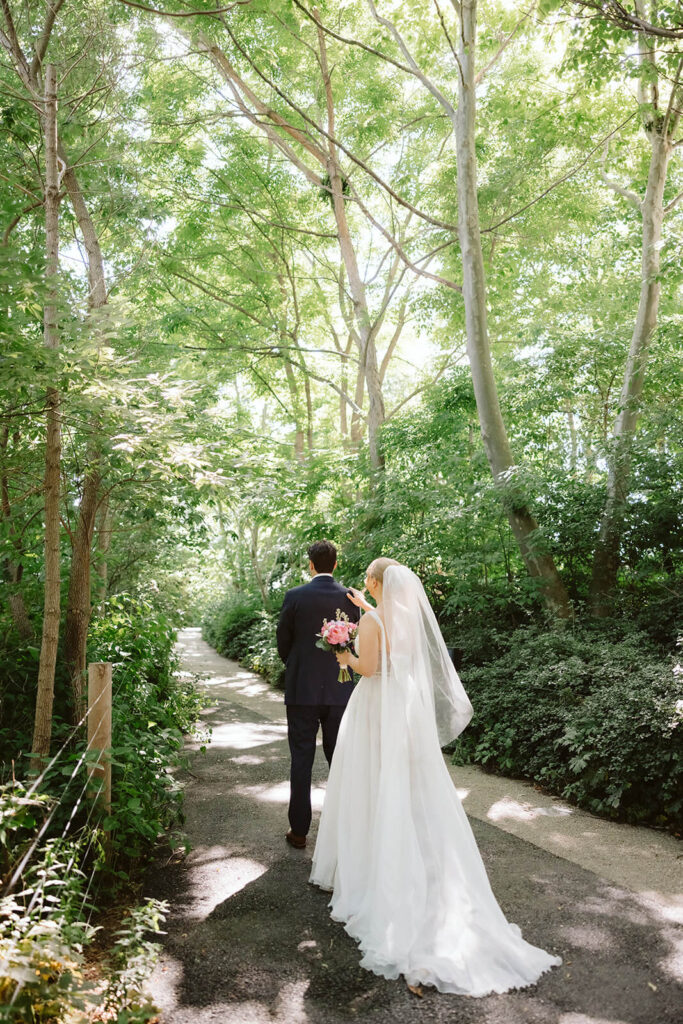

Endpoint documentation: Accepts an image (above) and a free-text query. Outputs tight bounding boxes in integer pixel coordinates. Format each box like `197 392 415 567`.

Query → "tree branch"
663 55 683 138
483 112 640 231
347 180 462 292
474 2 537 86
115 0 250 17
366 0 457 119
0 170 42 201
2 198 44 245
291 0 418 78
569 1 683 41
599 140 642 210
30 0 66 81
664 189 683 213
192 31 326 188
0 0 32 91
385 350 456 419
216 24 460 233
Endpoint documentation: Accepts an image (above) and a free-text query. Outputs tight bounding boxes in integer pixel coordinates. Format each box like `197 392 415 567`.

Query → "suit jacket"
276 574 360 706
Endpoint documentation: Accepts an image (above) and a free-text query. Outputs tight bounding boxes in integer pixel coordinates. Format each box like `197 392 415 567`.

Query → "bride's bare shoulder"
358 610 380 633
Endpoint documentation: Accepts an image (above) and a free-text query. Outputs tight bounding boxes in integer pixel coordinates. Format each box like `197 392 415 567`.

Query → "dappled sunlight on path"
144 629 682 1024
449 764 682 927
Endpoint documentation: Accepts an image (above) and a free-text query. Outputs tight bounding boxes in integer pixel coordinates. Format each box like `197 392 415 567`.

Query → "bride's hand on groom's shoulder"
347 587 370 610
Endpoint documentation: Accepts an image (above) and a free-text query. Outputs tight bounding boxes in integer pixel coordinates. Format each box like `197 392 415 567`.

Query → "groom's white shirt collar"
312 572 334 578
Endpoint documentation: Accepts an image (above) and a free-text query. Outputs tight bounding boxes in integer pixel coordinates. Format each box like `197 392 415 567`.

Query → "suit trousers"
286 703 346 836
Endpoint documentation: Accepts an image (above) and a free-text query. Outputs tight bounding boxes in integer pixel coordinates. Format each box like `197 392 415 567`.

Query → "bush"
202 593 285 689
86 596 205 865
452 626 683 831
0 595 203 1024
0 785 99 1023
202 595 263 659
239 616 285 690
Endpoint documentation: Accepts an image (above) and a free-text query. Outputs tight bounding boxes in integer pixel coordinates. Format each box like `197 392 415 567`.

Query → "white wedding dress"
310 567 561 997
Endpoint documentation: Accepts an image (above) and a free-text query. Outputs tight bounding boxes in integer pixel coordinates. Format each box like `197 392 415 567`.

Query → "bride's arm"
346 586 373 612
336 614 380 678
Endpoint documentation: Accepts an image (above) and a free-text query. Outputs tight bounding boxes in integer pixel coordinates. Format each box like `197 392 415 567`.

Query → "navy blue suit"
276 574 359 836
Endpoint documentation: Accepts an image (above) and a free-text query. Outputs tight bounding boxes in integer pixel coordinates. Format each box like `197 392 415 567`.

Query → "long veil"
381 565 473 745
312 563 561 994
345 565 477 974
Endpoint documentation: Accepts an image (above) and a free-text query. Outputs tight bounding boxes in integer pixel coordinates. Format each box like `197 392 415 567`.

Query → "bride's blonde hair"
368 557 401 585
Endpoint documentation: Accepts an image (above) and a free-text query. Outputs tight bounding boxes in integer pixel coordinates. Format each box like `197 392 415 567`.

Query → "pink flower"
325 622 348 645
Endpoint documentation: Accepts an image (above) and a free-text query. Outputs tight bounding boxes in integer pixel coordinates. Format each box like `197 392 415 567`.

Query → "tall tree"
176 13 413 471
1 0 117 719
580 2 683 614
31 63 61 763
302 0 574 616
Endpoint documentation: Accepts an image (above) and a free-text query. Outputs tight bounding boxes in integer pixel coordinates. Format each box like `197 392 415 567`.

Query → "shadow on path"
145 630 682 1024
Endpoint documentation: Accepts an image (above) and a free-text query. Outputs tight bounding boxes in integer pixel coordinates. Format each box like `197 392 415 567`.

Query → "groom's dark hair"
308 539 337 573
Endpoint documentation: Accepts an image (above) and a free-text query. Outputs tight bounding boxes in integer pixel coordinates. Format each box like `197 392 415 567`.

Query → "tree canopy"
0 0 681 758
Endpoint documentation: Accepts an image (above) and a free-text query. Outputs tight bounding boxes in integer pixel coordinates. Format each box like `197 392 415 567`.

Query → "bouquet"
316 610 358 683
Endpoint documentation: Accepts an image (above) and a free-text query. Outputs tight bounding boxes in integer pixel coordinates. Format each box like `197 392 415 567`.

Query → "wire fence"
1 664 118 1009
3 679 111 898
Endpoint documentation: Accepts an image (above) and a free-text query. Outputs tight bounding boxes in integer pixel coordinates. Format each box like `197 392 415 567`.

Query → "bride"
309 557 561 997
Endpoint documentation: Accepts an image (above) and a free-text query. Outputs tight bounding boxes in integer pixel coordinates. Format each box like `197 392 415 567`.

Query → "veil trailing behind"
383 564 473 746
310 565 561 996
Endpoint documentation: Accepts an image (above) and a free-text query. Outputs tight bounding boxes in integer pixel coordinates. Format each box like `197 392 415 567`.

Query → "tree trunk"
249 522 269 608
316 15 386 470
589 129 671 616
304 372 314 452
60 149 108 716
339 339 351 437
350 362 366 446
565 401 578 474
32 65 61 764
1 425 34 640
282 353 306 461
64 468 100 720
94 491 112 612
454 1 572 619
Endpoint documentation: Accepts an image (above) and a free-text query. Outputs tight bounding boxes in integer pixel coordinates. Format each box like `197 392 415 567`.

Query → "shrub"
86 596 205 866
239 615 285 690
0 785 99 1023
202 593 285 689
452 626 683 831
0 594 202 1024
0 894 95 1024
202 595 262 659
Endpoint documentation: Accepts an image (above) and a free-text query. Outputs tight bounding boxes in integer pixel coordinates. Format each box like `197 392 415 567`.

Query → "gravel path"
145 628 682 1024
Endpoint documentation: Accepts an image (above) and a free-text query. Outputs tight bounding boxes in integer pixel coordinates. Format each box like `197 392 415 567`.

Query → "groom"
276 539 359 849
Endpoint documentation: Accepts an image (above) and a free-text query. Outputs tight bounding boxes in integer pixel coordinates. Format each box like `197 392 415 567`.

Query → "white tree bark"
453 0 572 617
192 24 390 471
590 9 680 615
314 13 387 468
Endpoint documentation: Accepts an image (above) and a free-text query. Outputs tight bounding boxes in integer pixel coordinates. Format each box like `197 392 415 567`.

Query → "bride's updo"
368 557 401 585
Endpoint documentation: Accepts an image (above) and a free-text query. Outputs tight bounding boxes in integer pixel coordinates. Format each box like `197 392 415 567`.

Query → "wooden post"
87 662 112 814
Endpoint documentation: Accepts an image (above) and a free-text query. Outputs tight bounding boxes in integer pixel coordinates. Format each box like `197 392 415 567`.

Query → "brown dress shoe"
286 829 307 849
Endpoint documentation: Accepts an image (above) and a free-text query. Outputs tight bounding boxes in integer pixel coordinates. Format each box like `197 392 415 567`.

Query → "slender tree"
310 0 573 616
1 0 112 717
62 163 108 720
181 18 410 471
32 63 61 763
587 2 683 614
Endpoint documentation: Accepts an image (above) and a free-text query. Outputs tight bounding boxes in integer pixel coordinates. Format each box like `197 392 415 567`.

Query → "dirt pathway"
145 628 681 1024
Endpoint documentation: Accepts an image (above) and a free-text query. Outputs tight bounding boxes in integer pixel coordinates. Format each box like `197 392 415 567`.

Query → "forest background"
1 1 682 1015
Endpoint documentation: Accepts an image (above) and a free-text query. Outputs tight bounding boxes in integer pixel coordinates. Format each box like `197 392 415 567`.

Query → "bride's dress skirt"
310 674 561 996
